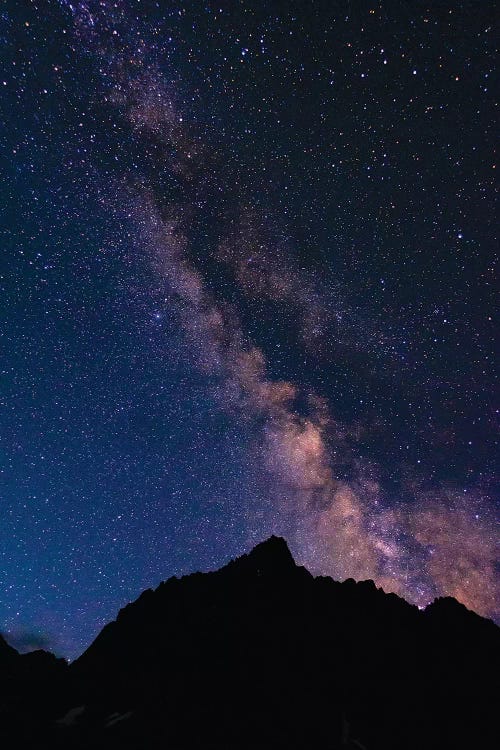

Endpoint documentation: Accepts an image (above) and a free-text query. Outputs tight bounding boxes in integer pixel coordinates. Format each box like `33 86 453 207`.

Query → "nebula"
63 0 498 621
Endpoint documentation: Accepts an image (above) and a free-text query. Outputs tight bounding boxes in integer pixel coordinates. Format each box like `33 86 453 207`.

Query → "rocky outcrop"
1 536 498 749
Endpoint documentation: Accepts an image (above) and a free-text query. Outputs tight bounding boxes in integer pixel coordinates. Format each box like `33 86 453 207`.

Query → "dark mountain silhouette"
1 536 498 749
0 631 68 746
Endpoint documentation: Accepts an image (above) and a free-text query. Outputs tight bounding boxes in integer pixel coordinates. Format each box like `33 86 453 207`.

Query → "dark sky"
0 0 497 658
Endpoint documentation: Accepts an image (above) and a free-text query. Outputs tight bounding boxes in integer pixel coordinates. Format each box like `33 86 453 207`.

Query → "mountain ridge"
77 534 494 651
1 535 498 749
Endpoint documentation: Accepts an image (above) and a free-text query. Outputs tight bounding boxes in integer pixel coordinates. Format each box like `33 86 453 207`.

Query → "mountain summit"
1 537 498 749
222 534 298 575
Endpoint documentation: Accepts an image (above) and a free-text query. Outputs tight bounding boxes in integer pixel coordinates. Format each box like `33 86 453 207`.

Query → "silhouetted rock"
1 537 498 749
226 534 298 574
0 632 19 666
0 635 69 748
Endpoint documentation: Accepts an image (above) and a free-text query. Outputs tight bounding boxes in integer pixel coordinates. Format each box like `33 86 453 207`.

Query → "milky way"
1 1 497 657
74 1 497 615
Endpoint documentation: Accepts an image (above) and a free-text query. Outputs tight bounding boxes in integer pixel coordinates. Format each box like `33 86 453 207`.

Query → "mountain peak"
230 535 297 575
248 534 295 563
218 535 299 580
7 535 497 749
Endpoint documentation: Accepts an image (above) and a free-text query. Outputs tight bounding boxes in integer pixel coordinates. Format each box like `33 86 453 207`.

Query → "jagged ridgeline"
1 537 498 749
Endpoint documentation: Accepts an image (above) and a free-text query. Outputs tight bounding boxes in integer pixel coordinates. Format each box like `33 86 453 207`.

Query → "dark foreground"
1 536 498 749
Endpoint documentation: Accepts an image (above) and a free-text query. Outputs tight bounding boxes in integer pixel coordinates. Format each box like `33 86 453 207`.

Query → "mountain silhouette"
1 536 498 749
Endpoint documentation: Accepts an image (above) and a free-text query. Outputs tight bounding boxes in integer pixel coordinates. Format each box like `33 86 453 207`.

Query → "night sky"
1 0 497 658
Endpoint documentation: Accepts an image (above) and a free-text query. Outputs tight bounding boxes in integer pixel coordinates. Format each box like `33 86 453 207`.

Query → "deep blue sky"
0 1 497 658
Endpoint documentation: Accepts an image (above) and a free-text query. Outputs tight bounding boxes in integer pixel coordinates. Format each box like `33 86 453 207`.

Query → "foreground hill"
1 536 498 748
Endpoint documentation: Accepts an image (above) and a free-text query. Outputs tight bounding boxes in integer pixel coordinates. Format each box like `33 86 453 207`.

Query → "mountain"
1 536 498 749
0 632 68 747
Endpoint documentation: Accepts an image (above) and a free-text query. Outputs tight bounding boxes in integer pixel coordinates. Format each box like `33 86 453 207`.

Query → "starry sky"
1 0 497 658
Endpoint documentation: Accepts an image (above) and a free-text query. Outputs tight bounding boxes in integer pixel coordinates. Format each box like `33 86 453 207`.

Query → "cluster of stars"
0 1 497 658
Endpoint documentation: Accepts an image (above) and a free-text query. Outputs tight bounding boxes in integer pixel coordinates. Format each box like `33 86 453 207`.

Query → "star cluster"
0 1 497 658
